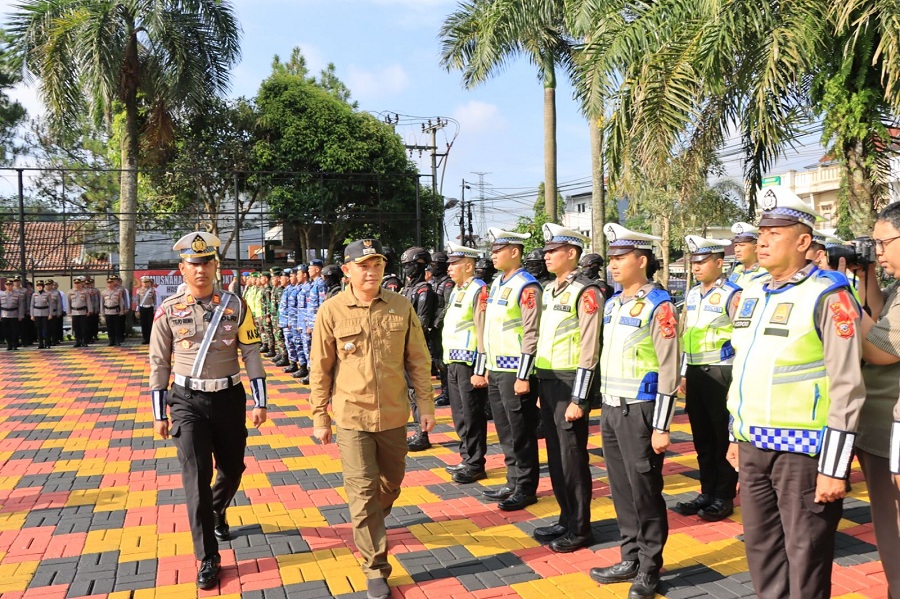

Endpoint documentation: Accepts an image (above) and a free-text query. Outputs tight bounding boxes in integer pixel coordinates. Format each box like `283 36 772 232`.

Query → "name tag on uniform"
554 304 572 312
703 305 724 313
619 316 642 327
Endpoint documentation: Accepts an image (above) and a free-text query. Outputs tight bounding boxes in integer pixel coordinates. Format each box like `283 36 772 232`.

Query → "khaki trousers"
858 449 900 598
336 425 408 579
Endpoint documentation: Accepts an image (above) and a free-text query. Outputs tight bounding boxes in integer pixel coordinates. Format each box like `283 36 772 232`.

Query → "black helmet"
322 264 342 284
474 257 497 282
525 248 545 263
580 253 604 268
383 246 398 264
401 246 431 265
431 251 449 264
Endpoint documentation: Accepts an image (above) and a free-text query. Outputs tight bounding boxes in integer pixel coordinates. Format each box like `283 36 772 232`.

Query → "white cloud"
346 64 410 102
451 100 505 135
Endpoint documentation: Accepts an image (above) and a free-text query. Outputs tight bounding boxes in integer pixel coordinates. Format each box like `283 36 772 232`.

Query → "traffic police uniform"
149 232 266 589
441 243 489 482
533 225 603 551
68 278 93 347
101 276 128 346
674 236 740 520
727 187 865 599
1 279 24 350
135 276 158 344
594 223 680 586
727 222 767 288
474 228 542 509
31 281 54 349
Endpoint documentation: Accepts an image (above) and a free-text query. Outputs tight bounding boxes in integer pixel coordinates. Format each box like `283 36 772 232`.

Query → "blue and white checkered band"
748 426 822 455
493 237 523 245
812 234 826 244
548 235 585 246
495 355 521 369
763 207 816 229
610 239 652 250
449 349 476 362
692 246 724 255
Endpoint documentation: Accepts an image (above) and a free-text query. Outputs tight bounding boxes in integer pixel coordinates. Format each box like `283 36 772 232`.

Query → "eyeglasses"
874 235 900 252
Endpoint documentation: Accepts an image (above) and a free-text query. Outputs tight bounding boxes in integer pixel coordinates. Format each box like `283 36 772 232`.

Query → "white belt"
174 373 240 392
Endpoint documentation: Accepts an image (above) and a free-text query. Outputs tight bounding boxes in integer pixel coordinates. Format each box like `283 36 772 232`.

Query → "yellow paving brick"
661 473 702 496
76 458 131 476
155 446 179 459
393 487 441 507
157 531 194 558
0 560 39 593
95 487 132 512
240 472 272 490
0 475 22 490
588 496 617 522
85 528 124 553
154 583 199 598
524 496 561 518
386 554 413 587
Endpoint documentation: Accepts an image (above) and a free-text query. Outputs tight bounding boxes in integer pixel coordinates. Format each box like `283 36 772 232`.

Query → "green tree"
0 31 26 164
440 0 574 222
7 0 241 289
271 47 357 108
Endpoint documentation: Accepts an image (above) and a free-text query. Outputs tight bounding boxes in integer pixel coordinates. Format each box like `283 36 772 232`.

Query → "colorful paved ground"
0 341 890 599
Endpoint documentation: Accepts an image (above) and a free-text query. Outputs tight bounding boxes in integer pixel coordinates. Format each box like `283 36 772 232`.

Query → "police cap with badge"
731 222 759 244
173 232 220 263
446 241 481 264
757 186 822 230
543 223 590 251
603 223 661 255
685 235 731 262
487 227 530 250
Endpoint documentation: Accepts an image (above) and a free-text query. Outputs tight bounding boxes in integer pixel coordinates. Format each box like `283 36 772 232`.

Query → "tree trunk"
844 139 878 236
543 65 558 222
590 118 606 257
119 98 139 293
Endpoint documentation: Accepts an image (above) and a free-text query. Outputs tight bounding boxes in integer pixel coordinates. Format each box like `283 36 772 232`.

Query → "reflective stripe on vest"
536 279 590 371
484 269 538 372
442 277 485 365
728 268 852 454
682 281 740 365
599 288 669 400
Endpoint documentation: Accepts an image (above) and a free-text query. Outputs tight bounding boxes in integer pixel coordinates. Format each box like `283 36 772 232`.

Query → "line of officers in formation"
0 274 133 350
306 185 897 599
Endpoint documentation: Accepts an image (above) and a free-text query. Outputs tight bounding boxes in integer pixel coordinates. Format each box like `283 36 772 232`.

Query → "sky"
0 0 828 241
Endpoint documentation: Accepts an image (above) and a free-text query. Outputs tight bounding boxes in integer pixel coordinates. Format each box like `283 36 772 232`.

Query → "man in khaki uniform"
1 278 24 351
149 232 267 590
309 238 434 599
68 277 93 347
101 275 128 346
134 275 158 344
86 277 101 342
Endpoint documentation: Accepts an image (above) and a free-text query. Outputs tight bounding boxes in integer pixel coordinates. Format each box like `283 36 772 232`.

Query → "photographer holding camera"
849 203 900 597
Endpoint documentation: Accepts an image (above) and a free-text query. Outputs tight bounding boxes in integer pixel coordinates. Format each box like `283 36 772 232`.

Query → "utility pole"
459 179 472 247
471 172 489 247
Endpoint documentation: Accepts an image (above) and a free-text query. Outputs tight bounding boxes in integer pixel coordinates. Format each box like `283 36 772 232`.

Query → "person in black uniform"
431 251 455 407
322 264 343 299
474 257 497 284
580 253 615 300
401 246 438 451
524 248 553 284
381 246 403 292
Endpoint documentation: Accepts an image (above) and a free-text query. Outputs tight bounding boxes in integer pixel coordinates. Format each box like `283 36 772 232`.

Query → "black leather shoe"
213 511 230 541
672 493 713 516
498 493 537 511
445 463 466 474
407 432 431 452
533 523 567 542
298 364 309 378
550 533 594 553
274 358 290 367
434 393 450 407
265 349 276 358
483 486 514 501
197 554 221 589
590 560 640 584
300 376 310 385
283 363 299 373
269 353 283 362
698 498 734 522
291 369 306 379
452 469 487 484
628 571 660 598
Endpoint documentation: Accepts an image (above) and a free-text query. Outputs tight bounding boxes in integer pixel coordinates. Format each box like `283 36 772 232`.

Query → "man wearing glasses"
850 202 900 597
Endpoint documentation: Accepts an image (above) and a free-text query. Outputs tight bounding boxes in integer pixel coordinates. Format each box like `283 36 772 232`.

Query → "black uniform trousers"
601 400 668 574
168 383 248 561
139 307 155 343
21 316 34 346
1 318 19 350
446 362 488 470
53 314 63 345
33 316 50 347
487 371 540 496
684 364 738 500
738 443 842 599
105 314 123 345
89 313 100 341
71 314 88 345
538 378 593 539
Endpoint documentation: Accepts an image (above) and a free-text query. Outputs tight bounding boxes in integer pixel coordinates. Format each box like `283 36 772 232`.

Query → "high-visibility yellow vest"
536 278 598 371
728 263 766 289
442 277 485 365
600 287 671 400
728 268 854 455
682 280 741 365
484 269 538 372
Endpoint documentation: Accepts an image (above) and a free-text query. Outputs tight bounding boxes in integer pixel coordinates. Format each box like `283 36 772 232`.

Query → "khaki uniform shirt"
68 289 92 314
857 281 900 457
101 287 128 315
309 286 434 432
135 287 158 310
149 289 265 390
88 286 101 313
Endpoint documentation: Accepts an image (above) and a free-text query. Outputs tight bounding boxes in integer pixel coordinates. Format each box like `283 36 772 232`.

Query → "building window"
577 203 586 213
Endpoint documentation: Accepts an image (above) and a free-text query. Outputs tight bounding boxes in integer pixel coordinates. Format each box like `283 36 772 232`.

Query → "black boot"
283 362 299 374
298 363 309 378
407 431 431 451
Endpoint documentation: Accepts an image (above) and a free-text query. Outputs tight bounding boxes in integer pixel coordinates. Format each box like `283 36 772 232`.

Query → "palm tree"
7 0 241 289
440 0 574 222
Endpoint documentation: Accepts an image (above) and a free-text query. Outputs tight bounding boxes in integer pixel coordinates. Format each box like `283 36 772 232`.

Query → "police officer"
401 246 438 451
303 259 327 384
1 278 24 350
472 228 542 510
672 236 740 522
524 248 552 283
149 232 267 590
381 246 403 292
431 251 455 406
727 222 766 287
85 276 101 343
322 264 343 299
274 269 291 366
441 242 489 484
474 257 497 284
102 275 128 346
48 280 64 346
68 277 93 347
293 265 311 379
16 277 34 346
533 224 603 553
589 223 679 599
281 269 302 372
270 269 287 363
135 275 158 344
31 280 54 349
725 187 865 599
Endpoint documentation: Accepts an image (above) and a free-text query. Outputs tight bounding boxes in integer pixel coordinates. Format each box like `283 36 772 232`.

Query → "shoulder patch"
582 289 598 314
829 290 858 339
655 302 678 339
521 287 536 310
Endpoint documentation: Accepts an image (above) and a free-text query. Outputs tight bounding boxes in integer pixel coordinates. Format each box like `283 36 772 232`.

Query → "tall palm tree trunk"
844 140 879 236
590 117 606 256
119 94 139 293
544 66 558 222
